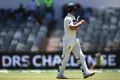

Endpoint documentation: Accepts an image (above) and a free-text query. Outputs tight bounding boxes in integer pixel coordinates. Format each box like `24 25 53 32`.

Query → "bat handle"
77 16 80 21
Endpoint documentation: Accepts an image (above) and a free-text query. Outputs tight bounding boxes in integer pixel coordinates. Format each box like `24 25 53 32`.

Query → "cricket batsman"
57 3 95 79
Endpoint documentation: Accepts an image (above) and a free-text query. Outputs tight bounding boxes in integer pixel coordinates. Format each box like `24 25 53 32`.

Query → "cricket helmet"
67 2 77 13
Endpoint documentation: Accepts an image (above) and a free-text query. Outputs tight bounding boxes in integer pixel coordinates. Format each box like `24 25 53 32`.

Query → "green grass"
0 70 120 80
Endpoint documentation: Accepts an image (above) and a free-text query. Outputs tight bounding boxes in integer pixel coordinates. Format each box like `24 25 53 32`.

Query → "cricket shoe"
56 75 68 79
83 71 95 79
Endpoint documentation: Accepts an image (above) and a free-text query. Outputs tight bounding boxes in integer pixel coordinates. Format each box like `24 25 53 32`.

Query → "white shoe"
83 71 95 79
56 75 68 79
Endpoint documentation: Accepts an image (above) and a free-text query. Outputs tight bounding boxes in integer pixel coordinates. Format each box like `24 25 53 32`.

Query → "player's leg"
72 39 89 74
57 40 72 78
72 39 95 78
57 52 71 79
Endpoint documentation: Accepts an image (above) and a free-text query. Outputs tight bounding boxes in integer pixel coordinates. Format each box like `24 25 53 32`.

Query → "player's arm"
69 20 85 30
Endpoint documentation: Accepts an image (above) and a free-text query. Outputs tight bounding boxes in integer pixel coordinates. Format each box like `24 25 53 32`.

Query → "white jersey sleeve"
64 16 76 39
64 17 73 28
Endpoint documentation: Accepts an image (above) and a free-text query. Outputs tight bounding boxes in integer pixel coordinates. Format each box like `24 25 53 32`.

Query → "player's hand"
81 20 85 24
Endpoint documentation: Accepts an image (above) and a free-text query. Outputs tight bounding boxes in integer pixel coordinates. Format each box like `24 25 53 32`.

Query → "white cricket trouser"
58 38 89 76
